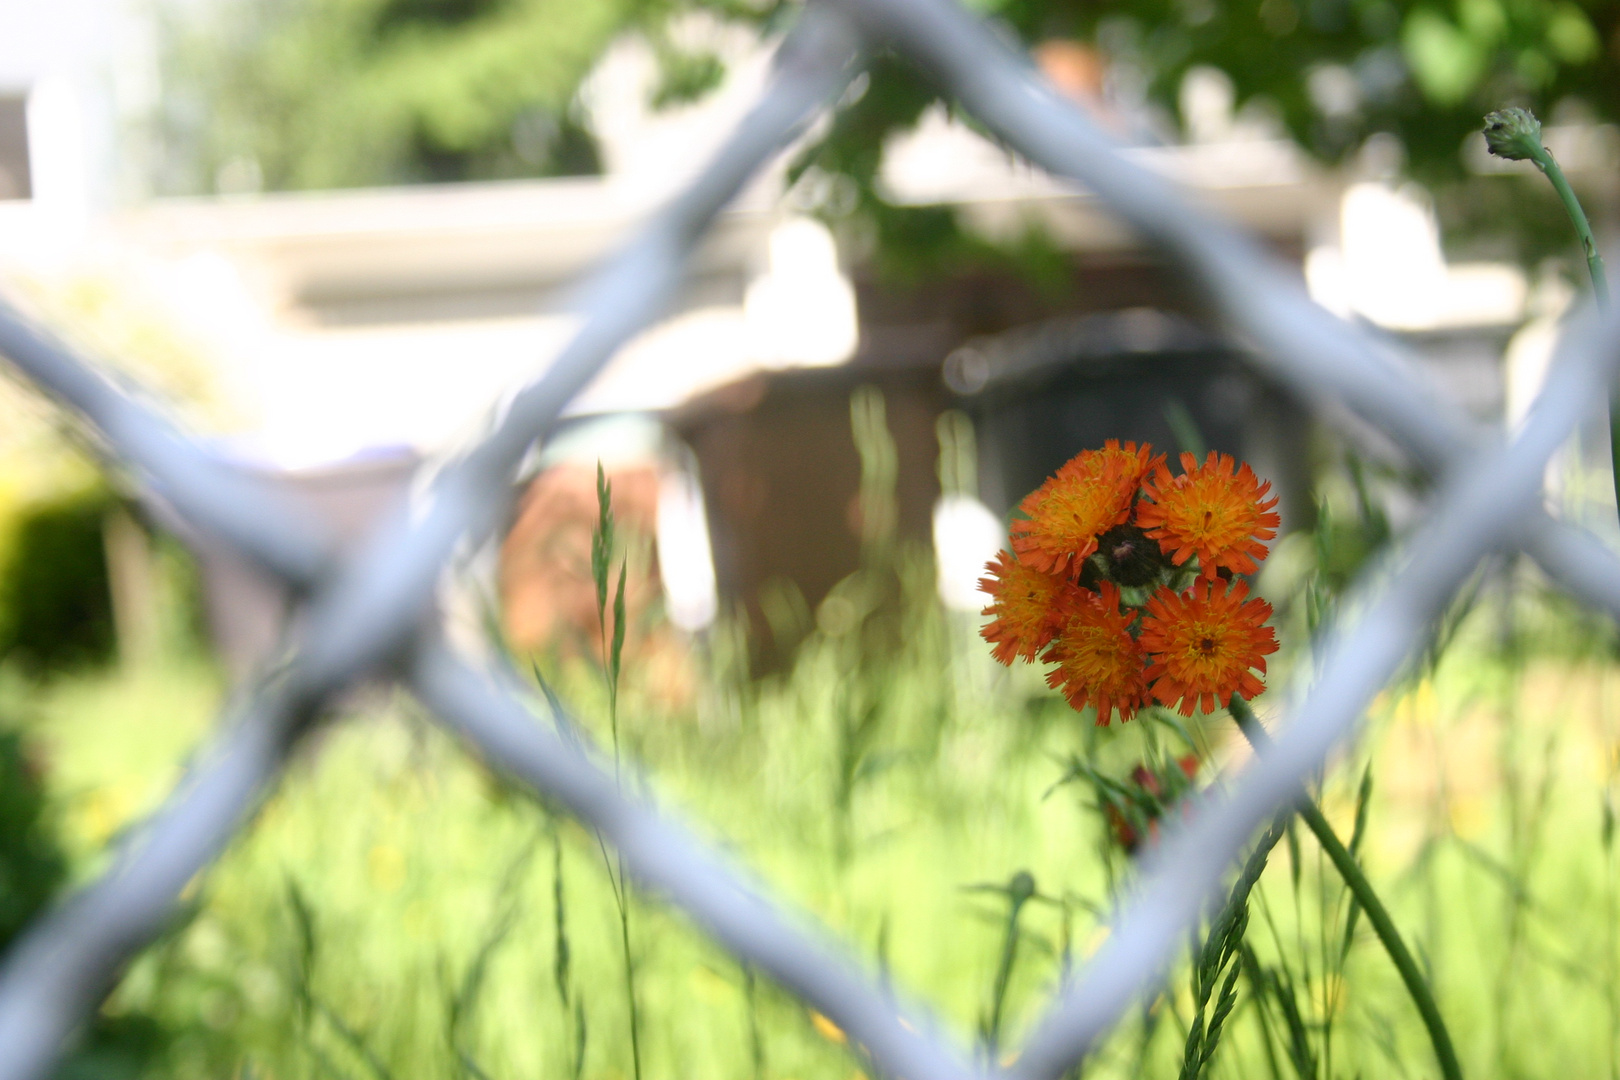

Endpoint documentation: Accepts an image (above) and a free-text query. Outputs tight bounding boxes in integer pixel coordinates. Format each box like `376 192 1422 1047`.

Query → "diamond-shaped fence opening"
2 2 1620 1079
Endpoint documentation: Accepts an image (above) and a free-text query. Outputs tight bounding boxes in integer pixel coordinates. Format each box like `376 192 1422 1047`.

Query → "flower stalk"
1179 816 1284 1080
592 464 642 1080
1229 697 1463 1080
982 871 1036 1060
1484 107 1616 521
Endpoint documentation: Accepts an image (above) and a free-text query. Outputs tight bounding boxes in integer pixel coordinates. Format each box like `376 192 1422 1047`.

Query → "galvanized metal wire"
1 2 1618 1078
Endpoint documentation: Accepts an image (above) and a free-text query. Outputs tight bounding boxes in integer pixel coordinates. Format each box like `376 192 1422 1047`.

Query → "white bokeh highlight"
932 493 1004 612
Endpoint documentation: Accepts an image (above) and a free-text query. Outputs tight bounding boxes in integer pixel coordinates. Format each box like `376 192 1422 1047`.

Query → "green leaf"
553 829 572 1005
1199 957 1244 1071
610 558 628 690
571 997 588 1080
1162 400 1207 461
1286 818 1302 896
1341 764 1374 960
592 462 614 628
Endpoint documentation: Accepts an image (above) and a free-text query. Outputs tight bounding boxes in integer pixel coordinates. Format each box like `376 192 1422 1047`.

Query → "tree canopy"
791 0 1618 273
154 0 776 192
156 0 1618 266
989 0 1615 176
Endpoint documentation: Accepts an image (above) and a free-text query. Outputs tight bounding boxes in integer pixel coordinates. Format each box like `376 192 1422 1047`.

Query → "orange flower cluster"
980 443 1280 722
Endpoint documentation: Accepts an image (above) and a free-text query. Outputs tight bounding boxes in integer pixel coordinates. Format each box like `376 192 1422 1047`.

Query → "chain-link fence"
3 1 1619 1078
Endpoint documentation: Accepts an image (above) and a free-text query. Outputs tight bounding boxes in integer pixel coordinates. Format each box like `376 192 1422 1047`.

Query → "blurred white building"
0 7 1601 467
0 3 1613 660
0 0 146 215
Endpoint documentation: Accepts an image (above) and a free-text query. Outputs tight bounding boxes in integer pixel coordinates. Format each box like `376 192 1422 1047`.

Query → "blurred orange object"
1032 41 1106 104
499 461 660 658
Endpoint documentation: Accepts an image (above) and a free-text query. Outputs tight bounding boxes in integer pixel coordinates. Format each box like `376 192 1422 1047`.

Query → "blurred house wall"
151 449 419 682
500 460 661 659
0 9 1592 671
671 252 1314 671
671 366 947 666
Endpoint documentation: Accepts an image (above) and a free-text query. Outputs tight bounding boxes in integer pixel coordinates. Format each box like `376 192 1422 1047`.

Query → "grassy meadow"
7 511 1620 1080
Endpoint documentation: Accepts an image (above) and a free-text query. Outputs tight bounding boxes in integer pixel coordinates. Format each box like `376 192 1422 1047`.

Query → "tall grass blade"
1240 946 1289 1080
283 877 318 1015
743 965 765 1080
571 999 588 1080
982 871 1035 1061
593 463 614 624
610 559 627 700
1179 820 1281 1080
552 829 571 1006
1340 765 1374 961
448 838 536 1078
313 991 396 1080
1232 699 1463 1080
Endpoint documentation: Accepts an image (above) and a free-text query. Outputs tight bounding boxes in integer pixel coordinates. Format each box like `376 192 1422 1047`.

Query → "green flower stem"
985 872 1035 1059
1528 147 1609 312
1522 140 1618 521
1228 698 1464 1080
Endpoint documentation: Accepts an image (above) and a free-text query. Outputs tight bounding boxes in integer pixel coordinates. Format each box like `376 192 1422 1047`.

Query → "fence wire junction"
3 2 1620 1079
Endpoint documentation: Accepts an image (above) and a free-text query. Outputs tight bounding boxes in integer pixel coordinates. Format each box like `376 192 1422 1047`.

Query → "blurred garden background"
5 0 1620 1077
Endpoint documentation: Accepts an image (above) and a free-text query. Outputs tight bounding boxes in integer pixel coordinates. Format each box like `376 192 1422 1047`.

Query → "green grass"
11 565 1620 1080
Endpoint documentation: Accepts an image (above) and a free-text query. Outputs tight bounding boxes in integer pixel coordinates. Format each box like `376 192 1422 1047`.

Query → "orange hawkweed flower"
1140 578 1278 717
1042 582 1149 725
979 549 1074 665
1011 441 1162 577
1136 451 1280 579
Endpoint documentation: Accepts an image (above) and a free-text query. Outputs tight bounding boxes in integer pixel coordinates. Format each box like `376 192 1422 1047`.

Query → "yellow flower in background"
810 1011 847 1044
367 843 408 893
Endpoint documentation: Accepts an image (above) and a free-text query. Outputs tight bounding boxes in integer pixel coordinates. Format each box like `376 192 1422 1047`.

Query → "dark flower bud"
1075 558 1101 590
1092 523 1170 587
1008 870 1036 905
1483 107 1544 162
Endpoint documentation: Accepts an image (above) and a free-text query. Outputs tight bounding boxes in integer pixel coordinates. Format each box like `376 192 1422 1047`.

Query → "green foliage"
0 485 117 673
785 0 1620 274
157 0 612 191
10 392 1620 1080
647 43 728 108
0 709 167 1080
18 555 1620 1080
980 0 1613 181
1312 452 1394 599
150 0 1619 275
153 0 801 193
0 727 64 947
789 54 1076 285
1179 821 1281 1080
